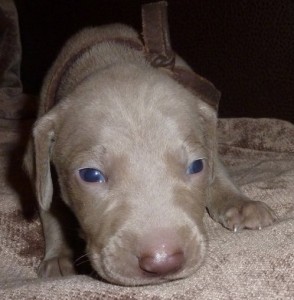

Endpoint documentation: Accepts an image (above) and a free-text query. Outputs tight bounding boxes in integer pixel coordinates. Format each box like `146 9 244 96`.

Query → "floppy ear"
24 115 55 211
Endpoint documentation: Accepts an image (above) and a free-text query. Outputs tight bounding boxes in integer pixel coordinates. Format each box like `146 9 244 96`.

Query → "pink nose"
139 250 184 275
137 229 185 276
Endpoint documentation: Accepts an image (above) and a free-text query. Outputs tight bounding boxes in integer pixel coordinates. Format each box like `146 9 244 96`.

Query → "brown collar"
44 1 220 113
142 1 220 110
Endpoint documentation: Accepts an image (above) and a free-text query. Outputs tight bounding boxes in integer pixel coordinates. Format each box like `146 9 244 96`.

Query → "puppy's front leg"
206 159 276 231
38 208 76 277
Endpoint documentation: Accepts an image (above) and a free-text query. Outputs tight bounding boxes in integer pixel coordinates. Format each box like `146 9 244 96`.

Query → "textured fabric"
0 118 293 299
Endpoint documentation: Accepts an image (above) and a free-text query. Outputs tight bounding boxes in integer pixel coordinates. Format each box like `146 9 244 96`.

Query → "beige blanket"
0 118 293 299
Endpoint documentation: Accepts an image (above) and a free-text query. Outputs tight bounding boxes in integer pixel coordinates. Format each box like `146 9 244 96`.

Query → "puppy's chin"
86 227 207 286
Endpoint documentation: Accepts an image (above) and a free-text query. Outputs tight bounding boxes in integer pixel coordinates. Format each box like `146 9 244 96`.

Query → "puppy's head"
29 65 217 285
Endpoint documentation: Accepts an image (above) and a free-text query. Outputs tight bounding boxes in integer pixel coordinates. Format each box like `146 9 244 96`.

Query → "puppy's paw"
38 256 76 278
220 200 276 232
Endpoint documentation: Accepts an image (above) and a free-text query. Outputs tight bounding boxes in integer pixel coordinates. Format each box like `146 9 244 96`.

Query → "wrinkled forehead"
57 101 204 159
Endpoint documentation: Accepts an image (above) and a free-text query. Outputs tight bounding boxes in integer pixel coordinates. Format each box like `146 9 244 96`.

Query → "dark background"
15 0 294 123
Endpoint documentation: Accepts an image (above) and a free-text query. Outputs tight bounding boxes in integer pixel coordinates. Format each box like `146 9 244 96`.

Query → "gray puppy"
24 24 275 286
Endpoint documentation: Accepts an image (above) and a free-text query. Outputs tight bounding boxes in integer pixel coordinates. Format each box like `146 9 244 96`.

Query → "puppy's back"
39 24 146 117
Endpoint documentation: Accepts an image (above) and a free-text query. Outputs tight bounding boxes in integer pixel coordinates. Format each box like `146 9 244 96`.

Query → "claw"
222 200 275 232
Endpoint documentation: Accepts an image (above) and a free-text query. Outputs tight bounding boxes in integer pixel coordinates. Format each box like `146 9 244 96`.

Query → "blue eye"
187 159 204 174
79 168 106 183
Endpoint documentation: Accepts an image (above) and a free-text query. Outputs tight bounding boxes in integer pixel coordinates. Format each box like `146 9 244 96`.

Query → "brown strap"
142 1 220 110
142 1 175 69
171 68 220 110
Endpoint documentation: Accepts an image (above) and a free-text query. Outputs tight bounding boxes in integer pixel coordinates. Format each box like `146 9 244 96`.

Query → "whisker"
74 253 88 263
75 259 91 267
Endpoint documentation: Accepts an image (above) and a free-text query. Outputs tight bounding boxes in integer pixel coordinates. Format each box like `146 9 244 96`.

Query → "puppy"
24 24 275 286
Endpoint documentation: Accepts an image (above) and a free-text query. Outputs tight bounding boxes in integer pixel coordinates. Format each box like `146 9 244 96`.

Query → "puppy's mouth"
87 231 206 286
91 253 189 286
